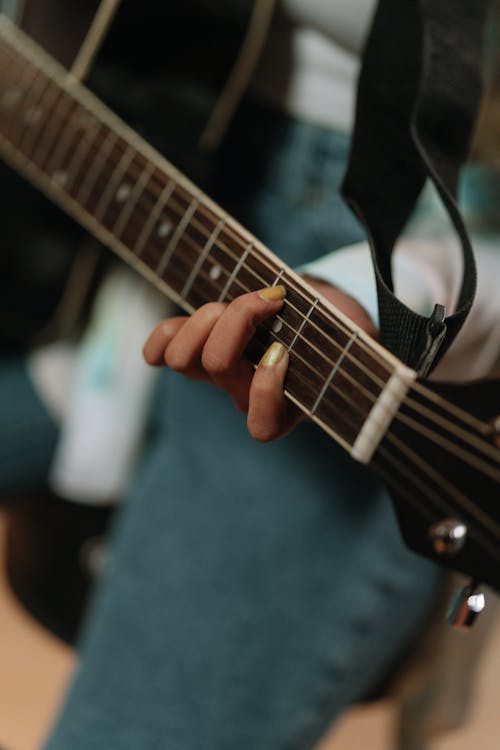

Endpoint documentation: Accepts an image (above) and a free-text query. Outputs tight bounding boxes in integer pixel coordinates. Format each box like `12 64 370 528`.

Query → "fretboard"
0 15 412 458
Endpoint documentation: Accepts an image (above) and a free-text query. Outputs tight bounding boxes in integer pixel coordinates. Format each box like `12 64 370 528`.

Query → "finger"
143 303 226 381
163 302 226 380
247 341 291 442
143 317 187 366
201 286 286 411
202 286 286 375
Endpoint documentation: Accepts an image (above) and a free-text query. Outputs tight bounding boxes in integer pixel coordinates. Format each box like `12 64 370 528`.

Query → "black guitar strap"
342 0 492 374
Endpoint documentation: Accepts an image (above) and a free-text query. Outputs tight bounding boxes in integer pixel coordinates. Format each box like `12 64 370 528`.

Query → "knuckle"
164 343 192 373
202 302 226 323
201 347 230 376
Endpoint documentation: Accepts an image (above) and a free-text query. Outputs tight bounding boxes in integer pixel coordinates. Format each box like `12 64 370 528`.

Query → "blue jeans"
0 358 58 498
33 100 443 749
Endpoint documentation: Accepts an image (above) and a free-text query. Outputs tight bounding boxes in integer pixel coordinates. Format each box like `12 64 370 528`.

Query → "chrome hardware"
428 518 467 556
416 304 447 377
447 582 485 629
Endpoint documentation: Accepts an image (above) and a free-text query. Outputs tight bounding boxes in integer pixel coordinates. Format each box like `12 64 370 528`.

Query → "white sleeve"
300 237 500 381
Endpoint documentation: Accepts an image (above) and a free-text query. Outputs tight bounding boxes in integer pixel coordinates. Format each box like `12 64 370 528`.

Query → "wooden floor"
1 510 499 750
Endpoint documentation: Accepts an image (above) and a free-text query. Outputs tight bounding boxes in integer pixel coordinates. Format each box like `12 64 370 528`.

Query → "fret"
244 249 282 291
0 43 25 118
217 241 254 302
0 81 23 109
13 67 47 147
245 323 368 448
18 75 60 159
44 101 94 183
156 193 200 277
82 134 140 222
0 40 24 107
113 160 155 240
207 236 275 297
132 177 176 258
332 325 390 386
0 18 405 461
118 167 185 282
93 142 135 223
288 298 318 353
181 216 226 300
311 332 358 414
75 128 116 206
118 167 163 251
185 271 224 311
56 113 103 199
272 268 285 287
32 90 76 171
1 53 38 143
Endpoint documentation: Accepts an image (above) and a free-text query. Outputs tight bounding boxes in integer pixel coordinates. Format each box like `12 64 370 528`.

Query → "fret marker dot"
25 106 42 125
2 87 22 108
272 319 283 333
157 221 173 238
115 183 131 202
209 264 222 281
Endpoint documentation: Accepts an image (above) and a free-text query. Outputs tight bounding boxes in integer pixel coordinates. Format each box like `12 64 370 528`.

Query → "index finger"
200 285 286 378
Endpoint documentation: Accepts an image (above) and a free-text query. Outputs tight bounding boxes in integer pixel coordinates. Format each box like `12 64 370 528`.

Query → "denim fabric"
0 358 58 499
44 100 443 750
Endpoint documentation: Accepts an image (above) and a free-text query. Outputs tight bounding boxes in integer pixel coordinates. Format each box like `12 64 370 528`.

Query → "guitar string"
383 432 500 541
3 39 500 486
3 80 500 487
3 32 500 560
1 42 492 427
2 32 496 560
0 44 396 379
374 445 500 565
63 145 388 380
73 142 499 458
0 89 389 394
0 53 390 444
4 45 500 440
1 78 394 400
28 129 494 443
77 158 500 482
52 145 500 480
408 380 490 434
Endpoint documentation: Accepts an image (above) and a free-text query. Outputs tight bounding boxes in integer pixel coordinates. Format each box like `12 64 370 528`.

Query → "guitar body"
0 15 499 595
378 377 500 592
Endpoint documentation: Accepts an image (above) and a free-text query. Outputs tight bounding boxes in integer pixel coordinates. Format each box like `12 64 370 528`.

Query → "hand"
143 279 377 442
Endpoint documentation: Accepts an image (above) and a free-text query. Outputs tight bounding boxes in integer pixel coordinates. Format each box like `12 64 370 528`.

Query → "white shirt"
251 0 377 131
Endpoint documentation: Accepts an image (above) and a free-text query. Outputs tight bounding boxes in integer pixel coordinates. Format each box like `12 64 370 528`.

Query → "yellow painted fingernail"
258 285 286 302
261 342 287 367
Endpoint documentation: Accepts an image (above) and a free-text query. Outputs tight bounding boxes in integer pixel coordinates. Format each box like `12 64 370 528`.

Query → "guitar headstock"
371 374 500 594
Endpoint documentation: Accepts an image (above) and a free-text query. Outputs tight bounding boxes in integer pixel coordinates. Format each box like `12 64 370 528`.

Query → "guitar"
1 16 499 602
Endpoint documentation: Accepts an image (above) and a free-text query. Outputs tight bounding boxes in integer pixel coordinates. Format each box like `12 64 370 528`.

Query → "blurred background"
1 1 500 748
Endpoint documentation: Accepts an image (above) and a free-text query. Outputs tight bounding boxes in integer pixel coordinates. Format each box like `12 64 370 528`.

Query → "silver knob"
447 583 485 629
429 518 467 556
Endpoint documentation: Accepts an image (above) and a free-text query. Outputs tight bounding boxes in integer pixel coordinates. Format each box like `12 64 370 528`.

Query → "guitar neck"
0 15 414 460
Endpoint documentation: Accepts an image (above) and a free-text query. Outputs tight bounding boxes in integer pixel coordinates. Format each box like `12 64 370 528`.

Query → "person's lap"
0 357 58 498
43 102 443 749
0 96 444 748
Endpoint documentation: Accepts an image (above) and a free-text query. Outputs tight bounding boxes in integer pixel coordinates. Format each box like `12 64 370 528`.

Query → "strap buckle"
415 304 447 377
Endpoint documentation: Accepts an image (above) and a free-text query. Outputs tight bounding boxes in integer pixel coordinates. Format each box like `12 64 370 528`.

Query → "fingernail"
258 285 286 302
260 342 287 367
